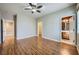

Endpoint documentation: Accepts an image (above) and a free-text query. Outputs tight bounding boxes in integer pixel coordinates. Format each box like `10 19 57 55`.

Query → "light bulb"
32 9 36 12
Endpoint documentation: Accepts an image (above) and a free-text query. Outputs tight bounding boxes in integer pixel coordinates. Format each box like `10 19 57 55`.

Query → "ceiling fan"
24 3 43 13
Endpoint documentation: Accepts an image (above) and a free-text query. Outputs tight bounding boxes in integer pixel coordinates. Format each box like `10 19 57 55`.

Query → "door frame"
1 19 3 44
60 15 76 45
0 14 17 44
13 15 17 42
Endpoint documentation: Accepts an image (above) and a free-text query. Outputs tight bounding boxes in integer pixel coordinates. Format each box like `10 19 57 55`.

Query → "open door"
0 14 17 45
1 19 15 44
69 16 76 45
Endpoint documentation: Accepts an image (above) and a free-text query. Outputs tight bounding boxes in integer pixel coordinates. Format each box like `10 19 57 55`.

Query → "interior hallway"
0 36 78 55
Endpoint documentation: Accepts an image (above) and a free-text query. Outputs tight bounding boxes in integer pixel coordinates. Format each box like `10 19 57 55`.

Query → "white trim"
76 45 79 54
60 15 76 46
43 36 60 42
43 36 76 46
17 35 37 40
60 39 76 45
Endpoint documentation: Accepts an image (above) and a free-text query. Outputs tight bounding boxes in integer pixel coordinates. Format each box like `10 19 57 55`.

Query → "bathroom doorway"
61 16 76 45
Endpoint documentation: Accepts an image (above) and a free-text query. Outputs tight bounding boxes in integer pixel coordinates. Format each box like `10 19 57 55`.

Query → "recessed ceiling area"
0 3 74 19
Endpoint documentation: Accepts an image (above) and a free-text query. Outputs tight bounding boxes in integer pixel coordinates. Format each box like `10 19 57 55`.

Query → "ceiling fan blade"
37 5 42 9
36 10 41 13
24 8 32 10
29 3 33 6
29 3 36 7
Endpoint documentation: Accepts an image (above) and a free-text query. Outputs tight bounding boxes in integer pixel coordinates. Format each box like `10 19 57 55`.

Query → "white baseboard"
43 36 60 42
61 40 75 46
17 35 37 40
76 45 79 54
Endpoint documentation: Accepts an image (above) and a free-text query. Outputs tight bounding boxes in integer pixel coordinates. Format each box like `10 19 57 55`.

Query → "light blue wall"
17 12 36 39
40 5 76 41
0 10 36 40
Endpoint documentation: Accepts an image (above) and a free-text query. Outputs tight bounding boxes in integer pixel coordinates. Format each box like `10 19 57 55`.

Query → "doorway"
37 19 43 37
1 19 15 44
0 15 17 44
3 19 14 44
37 19 43 48
61 16 76 45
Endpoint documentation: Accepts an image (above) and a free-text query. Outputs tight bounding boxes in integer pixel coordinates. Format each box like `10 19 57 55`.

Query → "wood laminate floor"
0 36 78 55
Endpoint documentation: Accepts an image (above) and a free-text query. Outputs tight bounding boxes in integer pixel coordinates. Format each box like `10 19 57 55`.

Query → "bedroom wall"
17 12 36 39
0 10 36 40
39 5 76 42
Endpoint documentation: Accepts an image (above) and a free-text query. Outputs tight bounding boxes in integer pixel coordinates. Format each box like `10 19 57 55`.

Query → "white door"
69 16 76 45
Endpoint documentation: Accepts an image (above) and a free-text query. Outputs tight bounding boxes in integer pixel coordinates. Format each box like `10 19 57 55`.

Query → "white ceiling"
0 3 74 19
